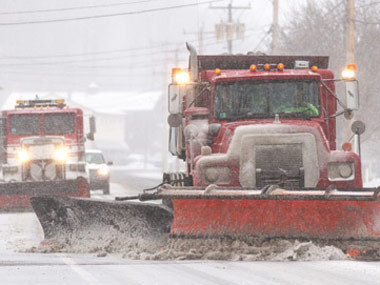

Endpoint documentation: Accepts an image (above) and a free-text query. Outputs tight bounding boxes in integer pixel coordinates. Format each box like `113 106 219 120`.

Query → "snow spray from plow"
30 196 172 240
30 184 380 260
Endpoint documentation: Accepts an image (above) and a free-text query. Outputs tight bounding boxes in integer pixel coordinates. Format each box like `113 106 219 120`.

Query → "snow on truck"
31 44 380 259
0 99 95 209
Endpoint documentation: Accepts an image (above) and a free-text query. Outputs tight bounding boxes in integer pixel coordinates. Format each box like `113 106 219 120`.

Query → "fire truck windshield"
9 114 40 135
44 113 75 135
214 80 320 120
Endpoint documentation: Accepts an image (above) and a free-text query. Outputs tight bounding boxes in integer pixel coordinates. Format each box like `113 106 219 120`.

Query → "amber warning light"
342 64 357 80
172 68 190 84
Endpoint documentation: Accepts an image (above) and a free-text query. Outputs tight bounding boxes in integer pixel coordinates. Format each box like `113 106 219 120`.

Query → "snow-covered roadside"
0 212 42 253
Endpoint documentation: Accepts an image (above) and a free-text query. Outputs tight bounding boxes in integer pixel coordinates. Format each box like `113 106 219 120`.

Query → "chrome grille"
255 143 304 188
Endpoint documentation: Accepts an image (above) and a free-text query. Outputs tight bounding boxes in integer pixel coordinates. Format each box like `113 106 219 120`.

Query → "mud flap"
30 196 173 240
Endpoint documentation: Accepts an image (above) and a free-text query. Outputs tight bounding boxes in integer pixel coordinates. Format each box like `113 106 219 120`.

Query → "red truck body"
0 99 90 209
165 52 375 239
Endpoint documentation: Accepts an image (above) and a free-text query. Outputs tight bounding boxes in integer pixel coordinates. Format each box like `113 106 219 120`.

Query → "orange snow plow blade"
158 185 380 240
31 184 380 240
30 185 380 259
0 177 89 210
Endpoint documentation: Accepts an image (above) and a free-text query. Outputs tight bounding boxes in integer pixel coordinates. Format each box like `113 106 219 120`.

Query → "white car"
85 149 112 194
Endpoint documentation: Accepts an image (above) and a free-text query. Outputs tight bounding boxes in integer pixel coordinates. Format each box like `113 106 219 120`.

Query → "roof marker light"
264 64 271 71
250 64 257 72
215 68 221 75
277 63 284 71
311 65 318 72
342 64 357 80
342 142 352 152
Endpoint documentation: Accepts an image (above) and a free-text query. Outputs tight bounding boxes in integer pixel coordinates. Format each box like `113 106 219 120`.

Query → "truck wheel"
103 184 110 195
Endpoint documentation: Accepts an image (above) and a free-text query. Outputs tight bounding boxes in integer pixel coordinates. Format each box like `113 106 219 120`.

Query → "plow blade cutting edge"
30 185 380 244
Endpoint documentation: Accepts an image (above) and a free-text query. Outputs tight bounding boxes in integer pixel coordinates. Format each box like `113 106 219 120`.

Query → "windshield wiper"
276 112 313 119
229 114 270 121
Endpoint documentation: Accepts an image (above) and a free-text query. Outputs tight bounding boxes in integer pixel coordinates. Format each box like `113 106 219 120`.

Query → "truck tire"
103 184 110 195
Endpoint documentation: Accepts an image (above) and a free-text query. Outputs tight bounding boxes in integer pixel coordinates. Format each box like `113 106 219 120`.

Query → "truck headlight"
17 149 30 163
328 162 354 181
54 146 68 162
204 166 230 184
97 165 109 176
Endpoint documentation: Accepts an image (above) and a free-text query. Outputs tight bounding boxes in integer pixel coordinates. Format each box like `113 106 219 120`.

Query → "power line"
0 47 187 64
0 35 218 60
0 43 186 60
0 0 162 16
357 1 380 8
0 0 223 26
352 18 380 25
0 55 184 69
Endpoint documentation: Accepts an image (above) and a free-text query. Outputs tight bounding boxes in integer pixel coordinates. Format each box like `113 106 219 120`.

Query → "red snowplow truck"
162 45 376 240
30 44 380 258
0 99 93 209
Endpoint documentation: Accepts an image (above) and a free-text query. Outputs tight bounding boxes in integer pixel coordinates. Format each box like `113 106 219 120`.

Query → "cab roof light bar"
15 99 66 109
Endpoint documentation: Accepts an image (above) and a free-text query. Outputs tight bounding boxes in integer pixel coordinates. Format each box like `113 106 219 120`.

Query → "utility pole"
345 0 357 153
184 24 212 55
161 46 171 174
345 0 355 64
271 0 279 54
210 1 251 54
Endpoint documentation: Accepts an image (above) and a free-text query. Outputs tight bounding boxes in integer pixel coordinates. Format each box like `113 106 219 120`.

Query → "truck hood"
214 120 329 154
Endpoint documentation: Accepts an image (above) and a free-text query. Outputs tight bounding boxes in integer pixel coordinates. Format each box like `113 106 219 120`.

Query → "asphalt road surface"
0 170 380 284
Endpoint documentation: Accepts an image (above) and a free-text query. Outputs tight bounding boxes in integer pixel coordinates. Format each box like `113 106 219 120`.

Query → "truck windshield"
86 153 105 164
43 113 75 135
9 114 40 135
214 80 320 120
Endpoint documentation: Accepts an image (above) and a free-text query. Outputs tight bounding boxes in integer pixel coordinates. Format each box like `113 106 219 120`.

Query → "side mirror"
107 161 113 166
351 120 365 135
167 114 182 128
168 84 194 114
345 80 359 110
86 116 96 141
86 133 94 141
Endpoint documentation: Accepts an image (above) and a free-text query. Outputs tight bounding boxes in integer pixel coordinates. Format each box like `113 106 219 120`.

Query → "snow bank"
30 233 347 262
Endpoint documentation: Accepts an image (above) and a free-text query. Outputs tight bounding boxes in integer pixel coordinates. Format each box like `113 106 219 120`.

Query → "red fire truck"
0 99 93 209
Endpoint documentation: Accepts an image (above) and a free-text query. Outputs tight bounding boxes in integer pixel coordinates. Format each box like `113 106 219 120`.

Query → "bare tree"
279 0 380 157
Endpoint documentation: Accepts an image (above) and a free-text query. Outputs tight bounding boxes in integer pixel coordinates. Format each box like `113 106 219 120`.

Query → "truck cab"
168 46 361 190
0 99 92 182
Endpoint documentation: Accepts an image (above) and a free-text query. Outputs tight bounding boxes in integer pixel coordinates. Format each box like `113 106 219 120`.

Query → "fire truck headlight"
97 165 109 176
17 149 30 163
54 147 68 163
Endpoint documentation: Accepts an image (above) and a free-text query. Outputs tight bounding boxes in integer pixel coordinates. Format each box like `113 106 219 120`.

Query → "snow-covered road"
0 182 380 284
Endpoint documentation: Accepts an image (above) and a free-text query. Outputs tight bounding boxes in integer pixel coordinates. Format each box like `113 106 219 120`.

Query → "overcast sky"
0 0 303 92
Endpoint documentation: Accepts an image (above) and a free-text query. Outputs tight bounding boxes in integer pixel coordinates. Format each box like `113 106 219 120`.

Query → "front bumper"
88 170 109 190
0 177 90 210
